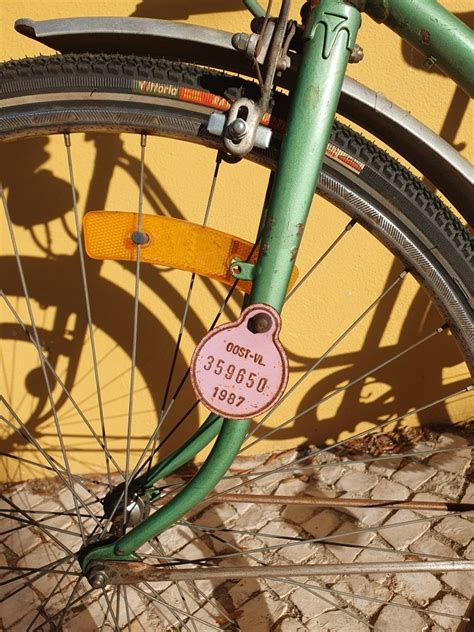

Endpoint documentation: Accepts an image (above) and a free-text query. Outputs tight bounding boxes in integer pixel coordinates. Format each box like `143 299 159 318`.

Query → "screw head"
248 312 272 334
131 231 150 246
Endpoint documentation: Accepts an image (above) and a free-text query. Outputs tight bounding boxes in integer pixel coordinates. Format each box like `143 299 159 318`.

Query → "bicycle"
0 0 473 629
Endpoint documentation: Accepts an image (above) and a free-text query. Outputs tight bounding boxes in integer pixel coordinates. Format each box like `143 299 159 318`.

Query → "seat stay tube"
82 0 362 568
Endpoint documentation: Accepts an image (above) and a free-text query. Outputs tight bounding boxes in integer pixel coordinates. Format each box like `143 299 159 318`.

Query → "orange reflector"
83 211 298 293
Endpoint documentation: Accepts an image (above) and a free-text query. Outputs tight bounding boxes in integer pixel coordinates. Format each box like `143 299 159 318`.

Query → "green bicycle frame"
245 0 474 96
82 0 473 567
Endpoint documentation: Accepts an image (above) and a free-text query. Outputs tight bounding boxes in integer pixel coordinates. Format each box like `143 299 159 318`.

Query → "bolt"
131 231 150 246
248 312 272 334
231 32 250 52
227 118 248 142
349 44 364 63
88 569 108 589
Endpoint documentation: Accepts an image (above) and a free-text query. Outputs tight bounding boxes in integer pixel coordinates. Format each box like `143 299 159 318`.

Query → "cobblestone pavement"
1 428 473 631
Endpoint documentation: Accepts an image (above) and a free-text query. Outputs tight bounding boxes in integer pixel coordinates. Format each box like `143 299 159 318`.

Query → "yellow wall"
0 1 472 480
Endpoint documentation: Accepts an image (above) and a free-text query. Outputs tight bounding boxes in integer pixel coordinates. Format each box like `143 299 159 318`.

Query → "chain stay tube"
81 0 361 572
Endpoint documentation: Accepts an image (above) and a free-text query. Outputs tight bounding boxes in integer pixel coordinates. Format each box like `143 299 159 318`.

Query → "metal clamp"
230 258 256 281
226 0 294 157
207 111 273 151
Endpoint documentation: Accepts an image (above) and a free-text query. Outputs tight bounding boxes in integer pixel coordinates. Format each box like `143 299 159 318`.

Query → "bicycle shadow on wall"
0 134 471 482
401 11 473 155
0 135 220 478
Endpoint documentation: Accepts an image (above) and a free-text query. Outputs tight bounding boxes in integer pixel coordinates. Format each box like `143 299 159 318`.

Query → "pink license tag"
191 304 288 419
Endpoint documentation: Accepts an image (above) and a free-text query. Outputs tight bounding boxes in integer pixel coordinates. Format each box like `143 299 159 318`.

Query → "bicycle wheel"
0 53 472 631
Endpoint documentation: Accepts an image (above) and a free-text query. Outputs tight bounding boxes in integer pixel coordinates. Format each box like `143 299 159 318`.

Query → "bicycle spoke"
25 558 78 631
121 586 133 632
243 269 408 448
159 152 222 420
201 385 471 504
284 218 356 302
140 152 224 490
182 525 374 629
55 576 86 630
0 405 104 525
0 555 75 602
102 586 121 631
150 539 199 632
243 324 447 450
123 133 147 530
290 580 472 622
1 187 90 543
0 494 76 558
1 291 123 476
64 133 112 490
0 511 83 540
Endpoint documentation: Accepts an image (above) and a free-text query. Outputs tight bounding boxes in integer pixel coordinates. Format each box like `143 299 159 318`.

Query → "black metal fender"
14 17 474 224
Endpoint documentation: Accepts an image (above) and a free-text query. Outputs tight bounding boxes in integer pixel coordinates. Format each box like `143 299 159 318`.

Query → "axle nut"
88 569 108 589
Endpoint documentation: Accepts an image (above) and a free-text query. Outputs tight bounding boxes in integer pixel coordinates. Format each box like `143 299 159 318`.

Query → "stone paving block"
424 471 466 500
291 584 336 619
337 471 378 494
339 478 411 528
410 535 459 560
335 492 391 527
428 452 471 475
434 515 473 546
275 477 309 496
267 576 297 599
1 584 40 628
234 503 279 531
441 569 474 599
2 523 42 557
355 538 403 583
305 609 369 631
393 572 442 605
235 591 288 631
9 609 43 632
229 577 262 608
464 540 474 559
190 600 233 631
369 457 402 478
275 617 309 631
302 509 341 539
158 524 196 554
259 521 313 563
375 596 429 631
392 462 436 490
214 476 244 494
332 575 392 617
63 599 111 630
282 504 314 526
461 484 474 504
194 503 237 529
429 593 469 630
434 433 469 450
379 509 430 549
326 520 377 563
371 478 410 502
8 484 46 511
158 582 200 616
316 464 346 486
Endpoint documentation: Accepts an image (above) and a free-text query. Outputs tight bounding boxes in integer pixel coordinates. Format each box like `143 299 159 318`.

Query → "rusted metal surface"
98 560 474 584
215 493 474 512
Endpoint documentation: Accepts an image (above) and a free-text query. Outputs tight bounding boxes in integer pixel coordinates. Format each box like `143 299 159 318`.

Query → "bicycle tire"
0 53 473 631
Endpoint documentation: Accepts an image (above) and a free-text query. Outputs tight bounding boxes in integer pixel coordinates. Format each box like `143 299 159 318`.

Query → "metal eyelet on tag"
190 304 288 419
